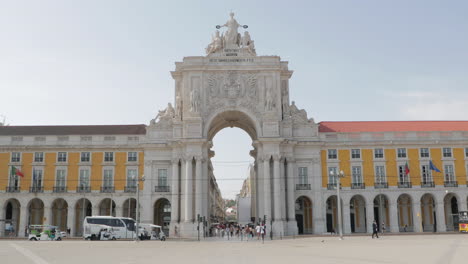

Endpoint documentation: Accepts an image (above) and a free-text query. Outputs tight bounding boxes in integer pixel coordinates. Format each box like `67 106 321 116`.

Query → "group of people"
210 223 267 240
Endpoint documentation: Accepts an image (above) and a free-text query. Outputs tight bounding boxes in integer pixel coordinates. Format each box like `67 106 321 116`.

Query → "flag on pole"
404 162 410 175
11 166 24 177
429 160 441 173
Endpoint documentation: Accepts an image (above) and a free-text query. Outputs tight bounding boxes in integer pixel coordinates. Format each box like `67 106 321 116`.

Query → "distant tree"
224 199 236 208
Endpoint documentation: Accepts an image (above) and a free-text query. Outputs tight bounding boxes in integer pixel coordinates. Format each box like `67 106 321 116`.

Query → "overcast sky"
1 0 467 199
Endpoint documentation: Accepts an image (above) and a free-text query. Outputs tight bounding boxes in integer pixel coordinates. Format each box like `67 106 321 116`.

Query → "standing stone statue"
175 92 182 119
219 12 244 47
190 88 200 113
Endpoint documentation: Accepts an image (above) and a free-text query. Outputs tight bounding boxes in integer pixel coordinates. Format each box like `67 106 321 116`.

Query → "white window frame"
398 165 409 183
11 152 21 163
103 167 114 187
158 169 168 186
57 152 67 163
34 152 44 163
55 168 67 187
351 166 362 184
126 168 138 187
374 148 384 159
328 167 337 185
442 147 452 158
32 167 43 187
351 149 361 159
327 149 337 160
104 152 114 162
444 164 455 182
127 152 138 162
8 166 21 188
298 167 308 185
420 148 430 158
375 165 386 183
79 167 90 187
421 164 432 184
81 152 91 162
397 148 407 158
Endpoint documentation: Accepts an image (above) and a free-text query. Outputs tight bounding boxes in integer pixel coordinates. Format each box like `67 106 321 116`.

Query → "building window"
57 152 67 162
328 167 337 184
398 165 409 183
327 149 337 159
465 147 468 157
298 167 308 184
11 152 21 163
444 165 455 182
397 148 407 158
158 169 168 186
374 148 384 159
81 152 91 162
128 152 138 162
104 152 114 162
420 148 430 158
32 168 43 187
9 168 20 188
375 165 386 183
442 148 452 158
421 165 432 184
34 152 44 163
103 169 114 187
352 166 362 184
351 149 361 159
56 169 66 187
79 168 90 187
80 136 92 142
104 136 116 141
127 168 138 187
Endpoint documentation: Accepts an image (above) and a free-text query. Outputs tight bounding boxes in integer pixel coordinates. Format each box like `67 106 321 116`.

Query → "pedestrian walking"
381 222 385 234
255 224 261 240
372 220 379 238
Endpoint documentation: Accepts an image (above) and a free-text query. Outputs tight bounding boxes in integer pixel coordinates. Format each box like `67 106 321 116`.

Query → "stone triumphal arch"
142 13 320 237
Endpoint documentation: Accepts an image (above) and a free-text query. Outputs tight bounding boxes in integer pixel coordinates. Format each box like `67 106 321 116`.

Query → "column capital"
171 158 181 164
195 155 204 162
272 155 281 162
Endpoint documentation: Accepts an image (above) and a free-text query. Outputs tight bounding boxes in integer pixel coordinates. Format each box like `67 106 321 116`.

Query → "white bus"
83 216 136 240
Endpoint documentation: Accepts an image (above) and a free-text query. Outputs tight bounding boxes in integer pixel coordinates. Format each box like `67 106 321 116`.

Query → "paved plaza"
1 234 467 264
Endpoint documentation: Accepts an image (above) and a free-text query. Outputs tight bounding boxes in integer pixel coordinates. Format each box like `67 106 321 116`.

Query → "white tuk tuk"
138 223 166 241
28 225 62 241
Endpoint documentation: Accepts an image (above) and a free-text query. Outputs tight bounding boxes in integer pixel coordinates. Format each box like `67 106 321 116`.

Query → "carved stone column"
366 202 374 234
195 156 203 219
435 201 446 232
343 201 351 234
18 205 28 238
273 155 282 221
184 157 193 222
263 155 271 220
171 158 180 224
389 200 399 233
286 158 296 221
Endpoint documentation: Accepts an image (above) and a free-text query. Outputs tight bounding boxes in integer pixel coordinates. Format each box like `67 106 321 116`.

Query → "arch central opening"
208 110 257 225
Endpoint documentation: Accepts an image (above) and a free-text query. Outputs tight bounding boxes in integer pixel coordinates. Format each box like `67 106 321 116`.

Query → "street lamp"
134 174 145 241
329 170 345 240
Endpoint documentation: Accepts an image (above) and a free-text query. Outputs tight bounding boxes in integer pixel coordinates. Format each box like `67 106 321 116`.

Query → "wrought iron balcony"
29 186 43 193
295 184 311 190
374 182 388 189
76 186 91 193
327 183 340 190
124 186 137 193
53 186 67 193
398 182 412 188
100 186 115 193
444 181 458 187
421 181 435 188
351 183 365 189
154 186 170 192
6 186 20 193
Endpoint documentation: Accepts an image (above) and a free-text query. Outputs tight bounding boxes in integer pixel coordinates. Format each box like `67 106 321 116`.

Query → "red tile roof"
0 125 146 136
319 121 468 133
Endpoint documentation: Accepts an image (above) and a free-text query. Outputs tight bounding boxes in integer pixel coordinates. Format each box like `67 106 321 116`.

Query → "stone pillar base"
286 220 298 236
272 220 286 238
177 222 200 238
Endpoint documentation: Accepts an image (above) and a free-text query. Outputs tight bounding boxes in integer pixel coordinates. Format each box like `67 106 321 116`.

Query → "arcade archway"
99 199 116 216
444 193 459 231
373 194 389 231
123 198 137 220
326 195 342 233
295 196 312 234
28 198 44 225
154 199 171 235
74 198 92 236
420 193 436 232
51 198 68 231
4 199 20 236
350 195 366 233
397 194 413 232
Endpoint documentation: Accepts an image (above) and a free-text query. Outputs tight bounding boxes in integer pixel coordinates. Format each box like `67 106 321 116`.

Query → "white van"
83 216 136 240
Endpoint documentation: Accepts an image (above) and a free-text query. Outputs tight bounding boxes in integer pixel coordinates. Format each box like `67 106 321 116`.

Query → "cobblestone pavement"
1 234 468 264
